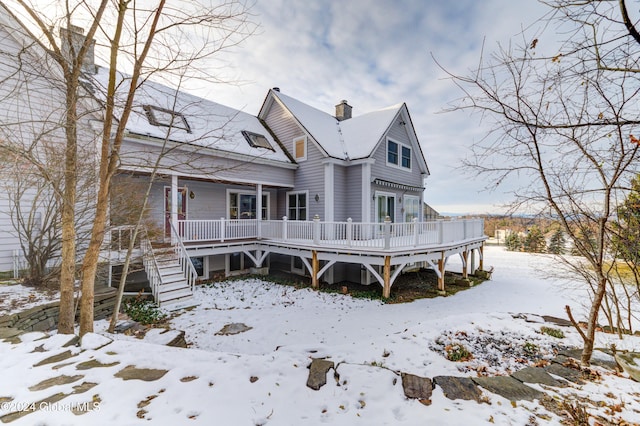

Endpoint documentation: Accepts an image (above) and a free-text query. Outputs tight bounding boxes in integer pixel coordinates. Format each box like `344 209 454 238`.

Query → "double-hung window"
387 138 411 170
287 192 307 221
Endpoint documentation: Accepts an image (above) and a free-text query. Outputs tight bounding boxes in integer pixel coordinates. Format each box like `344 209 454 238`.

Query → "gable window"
387 138 411 170
401 146 411 169
242 130 274 151
293 136 307 161
287 192 307 221
387 140 398 165
143 105 191 133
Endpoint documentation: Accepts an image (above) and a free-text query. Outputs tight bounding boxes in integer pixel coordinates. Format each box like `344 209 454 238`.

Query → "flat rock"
306 359 334 390
215 323 252 336
511 367 566 387
401 373 433 400
557 349 618 371
615 352 640 381
114 365 168 381
76 359 120 370
545 363 585 384
28 375 84 391
33 350 76 367
0 327 22 340
433 376 483 402
473 376 543 402
542 315 572 327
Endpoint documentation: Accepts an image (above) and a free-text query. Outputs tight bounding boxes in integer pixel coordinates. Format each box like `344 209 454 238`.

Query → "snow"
88 68 293 164
0 282 59 315
0 246 639 425
272 90 403 160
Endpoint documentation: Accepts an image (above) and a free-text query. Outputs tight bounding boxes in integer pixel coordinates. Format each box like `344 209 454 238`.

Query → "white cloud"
192 0 551 214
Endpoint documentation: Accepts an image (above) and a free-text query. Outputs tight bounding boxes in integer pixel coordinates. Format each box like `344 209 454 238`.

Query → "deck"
176 217 487 297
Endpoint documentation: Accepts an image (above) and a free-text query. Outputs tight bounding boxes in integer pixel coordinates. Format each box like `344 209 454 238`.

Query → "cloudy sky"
196 0 553 215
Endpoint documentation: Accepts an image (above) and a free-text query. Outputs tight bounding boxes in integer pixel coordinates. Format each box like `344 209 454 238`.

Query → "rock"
33 350 76 367
557 349 618 371
511 367 566 387
28 375 84 391
433 376 483 402
215 323 252 336
306 359 334 390
0 327 22 340
76 359 120 370
544 363 585 384
401 373 433 401
472 376 543 402
114 365 168 381
615 352 640 381
542 315 572 327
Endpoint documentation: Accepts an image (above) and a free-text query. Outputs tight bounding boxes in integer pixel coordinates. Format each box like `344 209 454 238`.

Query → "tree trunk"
581 276 608 366
79 182 111 336
57 86 78 335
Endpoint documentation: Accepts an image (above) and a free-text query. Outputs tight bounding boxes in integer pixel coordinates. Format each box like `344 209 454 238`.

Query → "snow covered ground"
0 246 638 425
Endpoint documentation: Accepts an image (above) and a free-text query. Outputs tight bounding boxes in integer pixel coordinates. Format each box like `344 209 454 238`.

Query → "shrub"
541 326 565 339
122 297 166 325
445 344 473 362
523 341 539 356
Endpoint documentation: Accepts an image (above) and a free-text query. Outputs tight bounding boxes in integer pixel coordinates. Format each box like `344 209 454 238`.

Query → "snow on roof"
272 90 403 160
89 68 292 164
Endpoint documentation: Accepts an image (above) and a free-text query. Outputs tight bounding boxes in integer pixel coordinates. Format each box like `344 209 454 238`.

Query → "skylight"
242 130 274 151
143 105 191 133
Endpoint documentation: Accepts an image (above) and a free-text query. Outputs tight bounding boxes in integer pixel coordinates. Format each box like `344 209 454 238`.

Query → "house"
0 14 486 307
0 7 100 280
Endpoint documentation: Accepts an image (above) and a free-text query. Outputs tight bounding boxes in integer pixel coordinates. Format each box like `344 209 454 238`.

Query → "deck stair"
150 246 197 309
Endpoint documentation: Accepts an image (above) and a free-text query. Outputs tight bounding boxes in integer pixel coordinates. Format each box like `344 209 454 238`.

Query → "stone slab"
511 367 566 387
401 373 433 401
306 359 334 391
472 376 543 402
544 363 585 384
433 376 483 402
114 365 168 381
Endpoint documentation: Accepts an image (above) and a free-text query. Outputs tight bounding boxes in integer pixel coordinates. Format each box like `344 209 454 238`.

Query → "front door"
165 187 187 237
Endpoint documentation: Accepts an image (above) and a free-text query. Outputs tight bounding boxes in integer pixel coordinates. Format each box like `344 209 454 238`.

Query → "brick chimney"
60 25 96 74
335 100 352 121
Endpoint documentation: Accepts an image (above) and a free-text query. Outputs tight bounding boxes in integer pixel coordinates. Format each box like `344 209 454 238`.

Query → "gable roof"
261 90 428 172
88 67 293 165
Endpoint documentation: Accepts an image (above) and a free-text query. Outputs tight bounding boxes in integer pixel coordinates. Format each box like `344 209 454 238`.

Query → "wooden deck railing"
177 217 485 250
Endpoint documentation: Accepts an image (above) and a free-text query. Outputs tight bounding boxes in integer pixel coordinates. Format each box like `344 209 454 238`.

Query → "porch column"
311 250 319 290
437 252 445 292
361 161 372 222
171 174 178 244
256 183 263 239
479 244 484 271
324 162 334 223
383 256 391 299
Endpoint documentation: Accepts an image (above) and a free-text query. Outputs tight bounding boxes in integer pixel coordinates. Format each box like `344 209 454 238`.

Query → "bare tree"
442 0 640 365
2 0 253 336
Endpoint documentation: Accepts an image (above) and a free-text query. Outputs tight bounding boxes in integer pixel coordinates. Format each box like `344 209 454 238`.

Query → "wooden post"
461 250 468 279
383 256 391 299
479 244 484 271
437 252 445 292
311 250 319 290
470 248 476 274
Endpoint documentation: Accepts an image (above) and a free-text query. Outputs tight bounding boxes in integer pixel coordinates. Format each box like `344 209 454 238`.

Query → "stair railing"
169 220 198 292
140 229 163 304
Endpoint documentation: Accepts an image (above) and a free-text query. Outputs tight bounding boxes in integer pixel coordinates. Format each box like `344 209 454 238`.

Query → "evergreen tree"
524 225 546 253
611 175 640 265
548 229 566 255
505 232 522 251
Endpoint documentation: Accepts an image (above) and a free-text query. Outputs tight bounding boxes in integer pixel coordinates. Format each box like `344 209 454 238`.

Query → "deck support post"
311 250 319 290
479 244 484 271
383 256 391 299
437 252 445 292
470 248 476 274
461 250 468 279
